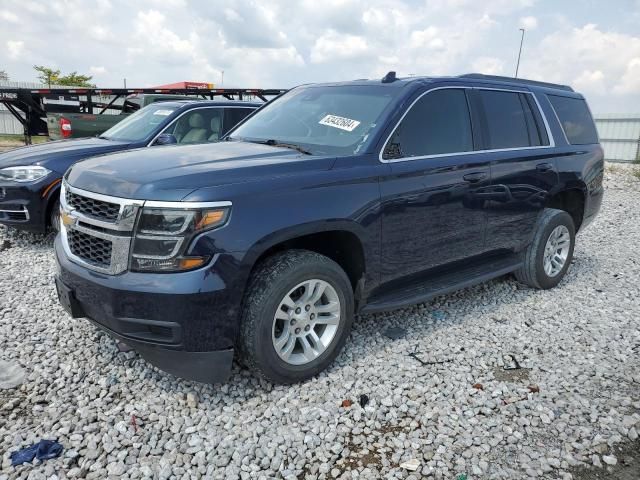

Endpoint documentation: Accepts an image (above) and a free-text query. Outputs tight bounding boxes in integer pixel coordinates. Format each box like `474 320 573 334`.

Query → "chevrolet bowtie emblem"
61 211 76 227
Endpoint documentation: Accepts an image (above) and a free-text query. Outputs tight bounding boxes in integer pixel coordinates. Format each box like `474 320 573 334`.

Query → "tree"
57 71 93 87
0 70 8 81
33 65 94 87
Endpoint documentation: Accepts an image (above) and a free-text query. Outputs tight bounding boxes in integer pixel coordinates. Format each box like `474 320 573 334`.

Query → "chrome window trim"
147 105 257 147
379 85 556 164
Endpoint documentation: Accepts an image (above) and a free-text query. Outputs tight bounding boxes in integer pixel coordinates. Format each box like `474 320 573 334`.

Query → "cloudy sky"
1 0 639 113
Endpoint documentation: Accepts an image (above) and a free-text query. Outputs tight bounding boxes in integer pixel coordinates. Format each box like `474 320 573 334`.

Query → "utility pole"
220 70 224 87
515 28 525 78
123 78 127 88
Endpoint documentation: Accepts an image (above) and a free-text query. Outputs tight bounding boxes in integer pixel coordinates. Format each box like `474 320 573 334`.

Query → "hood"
66 141 335 200
0 138 130 174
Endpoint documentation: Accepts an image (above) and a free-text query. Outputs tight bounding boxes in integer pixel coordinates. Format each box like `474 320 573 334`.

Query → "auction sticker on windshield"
153 109 174 116
319 114 361 132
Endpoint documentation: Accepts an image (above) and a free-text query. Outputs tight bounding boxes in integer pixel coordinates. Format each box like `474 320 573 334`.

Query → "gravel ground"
1 164 639 480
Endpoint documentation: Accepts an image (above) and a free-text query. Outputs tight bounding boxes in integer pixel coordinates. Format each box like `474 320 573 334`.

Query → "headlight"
0 166 51 183
130 206 229 272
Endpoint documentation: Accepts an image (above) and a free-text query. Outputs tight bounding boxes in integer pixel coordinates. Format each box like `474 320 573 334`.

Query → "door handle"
463 172 488 183
536 162 554 172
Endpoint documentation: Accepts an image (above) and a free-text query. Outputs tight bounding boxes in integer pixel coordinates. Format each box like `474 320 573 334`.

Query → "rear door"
474 88 558 252
379 87 490 284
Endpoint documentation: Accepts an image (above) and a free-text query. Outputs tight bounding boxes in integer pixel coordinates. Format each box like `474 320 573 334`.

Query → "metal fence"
594 114 640 163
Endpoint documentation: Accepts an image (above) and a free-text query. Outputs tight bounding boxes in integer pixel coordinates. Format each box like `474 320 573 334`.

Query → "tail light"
59 118 72 138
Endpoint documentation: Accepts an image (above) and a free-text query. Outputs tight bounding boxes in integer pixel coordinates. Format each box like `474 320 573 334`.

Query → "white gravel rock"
0 163 639 479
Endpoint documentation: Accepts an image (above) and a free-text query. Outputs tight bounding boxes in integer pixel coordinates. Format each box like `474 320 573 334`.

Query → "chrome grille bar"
60 182 142 275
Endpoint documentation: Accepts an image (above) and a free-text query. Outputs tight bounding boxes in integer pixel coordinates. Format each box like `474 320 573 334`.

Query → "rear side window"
383 88 473 159
548 95 598 145
479 90 536 149
223 108 254 135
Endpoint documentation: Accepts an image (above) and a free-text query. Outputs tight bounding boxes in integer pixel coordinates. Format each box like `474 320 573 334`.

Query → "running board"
361 255 522 314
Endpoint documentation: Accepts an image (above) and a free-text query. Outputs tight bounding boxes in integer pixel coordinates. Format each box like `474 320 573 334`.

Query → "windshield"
228 85 398 155
100 103 179 142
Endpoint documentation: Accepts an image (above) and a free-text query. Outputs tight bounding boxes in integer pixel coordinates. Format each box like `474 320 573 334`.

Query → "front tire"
515 208 575 289
49 199 61 233
239 250 354 384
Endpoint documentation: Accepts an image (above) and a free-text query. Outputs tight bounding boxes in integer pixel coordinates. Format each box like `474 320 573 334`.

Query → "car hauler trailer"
0 86 286 144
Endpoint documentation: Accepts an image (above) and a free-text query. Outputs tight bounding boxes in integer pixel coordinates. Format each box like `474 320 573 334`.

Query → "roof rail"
458 73 574 92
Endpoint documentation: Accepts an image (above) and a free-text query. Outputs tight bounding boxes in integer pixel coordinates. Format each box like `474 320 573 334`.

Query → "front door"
379 87 490 284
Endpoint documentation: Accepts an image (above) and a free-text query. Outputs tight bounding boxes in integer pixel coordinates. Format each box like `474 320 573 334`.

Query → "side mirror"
153 133 177 146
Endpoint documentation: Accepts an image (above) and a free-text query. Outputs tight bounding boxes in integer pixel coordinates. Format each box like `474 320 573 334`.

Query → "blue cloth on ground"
10 440 63 466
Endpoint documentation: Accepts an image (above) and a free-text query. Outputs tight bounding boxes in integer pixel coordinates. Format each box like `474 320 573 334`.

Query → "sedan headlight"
0 166 51 182
130 206 230 272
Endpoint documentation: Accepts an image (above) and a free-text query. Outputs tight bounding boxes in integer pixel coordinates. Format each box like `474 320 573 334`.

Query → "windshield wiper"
256 139 312 155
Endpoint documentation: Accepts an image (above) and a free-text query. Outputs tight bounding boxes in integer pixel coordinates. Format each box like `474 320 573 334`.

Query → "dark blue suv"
54 73 604 384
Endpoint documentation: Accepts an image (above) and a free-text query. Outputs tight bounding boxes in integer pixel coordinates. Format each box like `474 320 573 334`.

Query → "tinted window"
524 94 549 146
383 89 473 159
548 95 598 145
480 90 531 149
223 108 254 135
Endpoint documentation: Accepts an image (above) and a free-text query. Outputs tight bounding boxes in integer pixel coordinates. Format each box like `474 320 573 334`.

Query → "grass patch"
0 134 49 145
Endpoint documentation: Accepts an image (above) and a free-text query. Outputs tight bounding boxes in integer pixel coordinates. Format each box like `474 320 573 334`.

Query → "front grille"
6 211 27 221
66 190 120 222
0 205 28 221
68 230 113 268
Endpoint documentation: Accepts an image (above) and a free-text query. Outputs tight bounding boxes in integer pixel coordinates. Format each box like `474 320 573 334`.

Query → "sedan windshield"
228 85 398 155
100 103 178 142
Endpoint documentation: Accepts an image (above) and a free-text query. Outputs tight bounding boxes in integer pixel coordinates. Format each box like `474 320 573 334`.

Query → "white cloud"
525 25 640 94
7 40 24 59
310 30 369 63
471 56 505 75
89 66 107 75
0 10 18 22
573 69 606 95
135 10 195 58
614 58 640 94
409 28 442 49
519 16 538 30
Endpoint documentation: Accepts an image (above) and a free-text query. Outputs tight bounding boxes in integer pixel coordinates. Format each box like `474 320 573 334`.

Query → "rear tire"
239 250 354 384
515 208 575 289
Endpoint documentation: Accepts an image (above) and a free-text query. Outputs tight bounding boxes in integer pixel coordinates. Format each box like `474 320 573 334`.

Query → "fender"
241 219 371 272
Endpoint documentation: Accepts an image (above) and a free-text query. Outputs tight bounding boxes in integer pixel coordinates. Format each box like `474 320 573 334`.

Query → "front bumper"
54 235 247 383
0 174 61 233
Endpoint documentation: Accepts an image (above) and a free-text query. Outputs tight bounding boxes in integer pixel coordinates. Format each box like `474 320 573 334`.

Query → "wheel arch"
242 221 369 297
43 178 62 229
545 186 586 232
